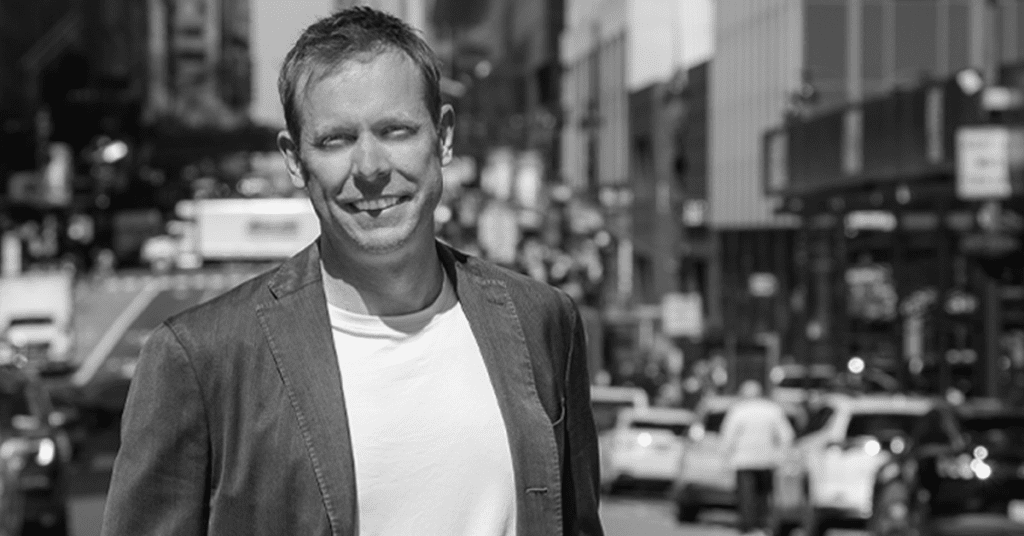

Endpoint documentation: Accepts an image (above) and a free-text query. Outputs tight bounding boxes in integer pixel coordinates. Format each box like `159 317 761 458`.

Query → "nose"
350 134 390 181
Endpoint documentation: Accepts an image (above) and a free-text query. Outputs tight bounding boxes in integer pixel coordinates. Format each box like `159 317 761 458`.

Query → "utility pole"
982 0 1004 398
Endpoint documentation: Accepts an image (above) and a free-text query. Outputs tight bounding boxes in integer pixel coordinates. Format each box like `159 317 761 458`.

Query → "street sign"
661 292 703 338
956 126 1024 200
960 232 1021 257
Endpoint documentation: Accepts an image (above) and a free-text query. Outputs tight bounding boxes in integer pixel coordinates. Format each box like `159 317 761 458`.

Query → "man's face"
279 49 453 259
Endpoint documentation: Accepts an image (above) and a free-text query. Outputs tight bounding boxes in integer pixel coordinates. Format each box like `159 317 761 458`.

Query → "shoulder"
458 252 578 322
162 265 277 343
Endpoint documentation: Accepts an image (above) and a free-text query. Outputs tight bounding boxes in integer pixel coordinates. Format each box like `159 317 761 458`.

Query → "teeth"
352 197 401 211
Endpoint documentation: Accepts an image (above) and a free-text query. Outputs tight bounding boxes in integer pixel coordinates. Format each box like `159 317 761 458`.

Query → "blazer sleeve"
101 322 211 536
562 301 604 536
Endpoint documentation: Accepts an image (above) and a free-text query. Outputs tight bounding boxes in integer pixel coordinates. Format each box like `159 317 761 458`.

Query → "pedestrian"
720 380 795 536
101 7 603 536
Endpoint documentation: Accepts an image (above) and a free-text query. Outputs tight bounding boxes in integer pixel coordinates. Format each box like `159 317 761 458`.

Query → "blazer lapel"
256 243 357 536
440 245 563 535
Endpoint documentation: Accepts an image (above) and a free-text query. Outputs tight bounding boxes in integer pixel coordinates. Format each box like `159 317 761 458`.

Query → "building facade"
710 0 1024 389
560 0 710 307
147 0 252 128
765 6 1024 399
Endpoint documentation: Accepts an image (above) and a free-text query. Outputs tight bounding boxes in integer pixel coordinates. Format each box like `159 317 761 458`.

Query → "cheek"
302 154 350 190
389 139 440 173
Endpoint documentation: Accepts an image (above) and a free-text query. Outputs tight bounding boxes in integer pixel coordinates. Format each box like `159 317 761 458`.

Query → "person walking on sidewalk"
720 380 795 536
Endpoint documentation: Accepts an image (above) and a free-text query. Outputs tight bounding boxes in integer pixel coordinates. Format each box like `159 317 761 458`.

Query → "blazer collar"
267 240 479 299
266 241 323 299
259 239 560 536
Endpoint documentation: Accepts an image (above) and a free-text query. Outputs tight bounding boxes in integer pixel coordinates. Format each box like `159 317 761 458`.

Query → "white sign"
748 273 778 298
661 292 703 338
845 210 897 232
476 202 520 264
956 126 1020 200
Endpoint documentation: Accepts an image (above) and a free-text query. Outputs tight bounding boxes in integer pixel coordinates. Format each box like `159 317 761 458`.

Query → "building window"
948 1 972 72
893 0 938 84
805 1 848 101
862 0 885 80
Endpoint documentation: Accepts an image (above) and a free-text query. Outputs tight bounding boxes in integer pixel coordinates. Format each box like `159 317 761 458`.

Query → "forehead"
296 49 429 125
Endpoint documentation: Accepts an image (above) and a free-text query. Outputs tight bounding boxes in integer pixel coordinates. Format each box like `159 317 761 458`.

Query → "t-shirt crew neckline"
325 272 457 337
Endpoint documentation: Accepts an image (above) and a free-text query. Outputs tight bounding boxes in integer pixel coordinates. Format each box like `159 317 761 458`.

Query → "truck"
0 269 75 374
141 197 320 270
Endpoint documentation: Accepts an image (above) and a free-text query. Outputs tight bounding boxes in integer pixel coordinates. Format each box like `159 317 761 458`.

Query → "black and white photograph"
2 1 1024 535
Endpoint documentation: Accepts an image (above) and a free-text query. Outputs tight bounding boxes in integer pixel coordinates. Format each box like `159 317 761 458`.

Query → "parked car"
599 407 695 492
772 393 933 536
870 399 1024 536
589 385 650 435
0 339 74 536
669 394 804 523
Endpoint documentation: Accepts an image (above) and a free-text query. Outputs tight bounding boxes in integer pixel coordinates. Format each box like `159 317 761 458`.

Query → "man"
720 380 794 536
102 7 603 536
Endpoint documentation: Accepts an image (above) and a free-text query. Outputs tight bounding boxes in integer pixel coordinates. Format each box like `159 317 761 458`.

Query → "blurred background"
2 0 1024 535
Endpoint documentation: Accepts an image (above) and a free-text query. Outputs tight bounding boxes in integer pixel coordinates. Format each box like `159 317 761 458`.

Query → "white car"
669 395 805 522
599 407 695 492
772 393 934 536
589 385 650 435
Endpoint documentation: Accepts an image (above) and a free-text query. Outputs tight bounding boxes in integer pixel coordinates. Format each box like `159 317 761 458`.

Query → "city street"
58 273 872 536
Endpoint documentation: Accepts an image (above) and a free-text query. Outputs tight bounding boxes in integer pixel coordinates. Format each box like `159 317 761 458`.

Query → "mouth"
348 195 408 212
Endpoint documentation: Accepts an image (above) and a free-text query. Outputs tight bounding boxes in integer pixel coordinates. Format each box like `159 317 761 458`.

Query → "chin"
349 227 425 257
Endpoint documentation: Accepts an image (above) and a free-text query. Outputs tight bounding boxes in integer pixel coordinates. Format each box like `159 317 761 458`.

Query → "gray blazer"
101 242 603 536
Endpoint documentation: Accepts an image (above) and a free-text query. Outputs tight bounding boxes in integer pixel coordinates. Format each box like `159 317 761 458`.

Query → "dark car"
0 340 73 536
870 399 1024 536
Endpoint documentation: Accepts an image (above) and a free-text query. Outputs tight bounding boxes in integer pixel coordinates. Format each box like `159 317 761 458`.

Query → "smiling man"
101 7 603 536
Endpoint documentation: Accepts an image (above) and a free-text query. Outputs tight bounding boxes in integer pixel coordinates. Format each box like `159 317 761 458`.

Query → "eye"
381 125 417 139
316 133 356 148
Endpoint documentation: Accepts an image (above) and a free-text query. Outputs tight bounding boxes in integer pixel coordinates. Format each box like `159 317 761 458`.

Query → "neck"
319 237 445 316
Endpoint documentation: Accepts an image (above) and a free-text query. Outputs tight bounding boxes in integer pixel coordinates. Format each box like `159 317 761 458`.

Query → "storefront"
765 69 1024 398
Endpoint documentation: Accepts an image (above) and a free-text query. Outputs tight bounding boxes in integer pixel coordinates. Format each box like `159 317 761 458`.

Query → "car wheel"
802 505 830 536
770 512 799 536
675 501 700 523
869 482 913 536
21 513 68 536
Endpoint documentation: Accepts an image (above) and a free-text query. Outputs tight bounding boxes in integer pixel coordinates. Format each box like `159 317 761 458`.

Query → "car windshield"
961 416 1024 450
846 412 921 440
704 411 727 433
630 419 690 436
0 374 30 433
592 400 635 433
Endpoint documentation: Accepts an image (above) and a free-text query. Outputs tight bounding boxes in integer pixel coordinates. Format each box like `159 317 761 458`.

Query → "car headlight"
0 437 56 467
937 453 992 480
35 438 55 467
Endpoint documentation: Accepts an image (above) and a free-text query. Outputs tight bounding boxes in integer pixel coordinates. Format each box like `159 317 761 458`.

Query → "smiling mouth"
349 196 407 212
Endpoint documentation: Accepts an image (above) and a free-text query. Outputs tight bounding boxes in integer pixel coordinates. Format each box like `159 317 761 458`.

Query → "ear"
438 104 455 166
277 130 306 189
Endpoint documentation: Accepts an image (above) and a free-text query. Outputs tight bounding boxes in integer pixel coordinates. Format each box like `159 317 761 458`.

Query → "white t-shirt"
327 275 517 536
